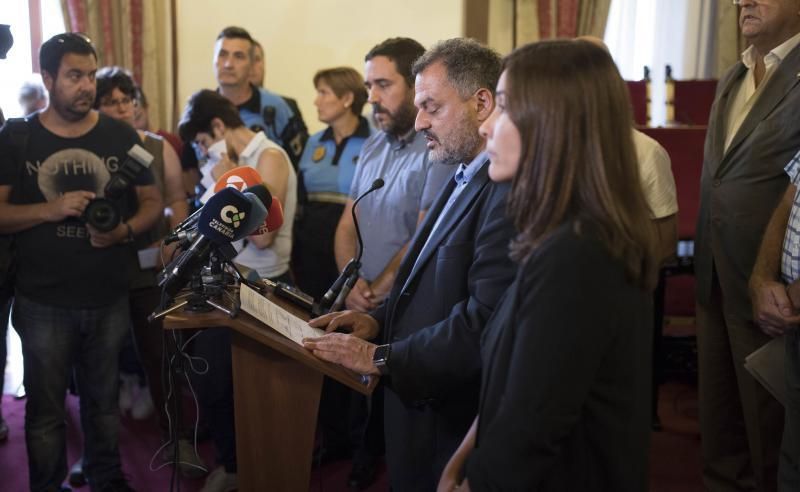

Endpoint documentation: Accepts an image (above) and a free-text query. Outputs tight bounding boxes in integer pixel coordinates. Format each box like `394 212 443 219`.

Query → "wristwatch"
373 344 392 375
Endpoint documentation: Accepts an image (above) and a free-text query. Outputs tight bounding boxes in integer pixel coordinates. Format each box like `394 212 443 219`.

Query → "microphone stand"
149 244 243 322
313 178 384 316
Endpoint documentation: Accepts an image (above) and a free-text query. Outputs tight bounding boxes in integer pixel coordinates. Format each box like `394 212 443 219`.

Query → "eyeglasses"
732 0 767 5
100 96 136 109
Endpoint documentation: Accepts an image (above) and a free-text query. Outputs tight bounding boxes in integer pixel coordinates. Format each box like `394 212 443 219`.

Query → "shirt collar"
240 131 267 161
386 127 417 150
320 116 371 142
235 84 261 113
454 150 487 186
741 31 800 69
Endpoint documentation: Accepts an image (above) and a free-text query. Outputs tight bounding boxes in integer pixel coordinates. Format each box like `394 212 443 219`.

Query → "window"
604 0 716 126
0 0 63 397
0 0 65 119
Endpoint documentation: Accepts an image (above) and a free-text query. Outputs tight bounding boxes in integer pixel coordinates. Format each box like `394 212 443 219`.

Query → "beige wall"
175 0 464 134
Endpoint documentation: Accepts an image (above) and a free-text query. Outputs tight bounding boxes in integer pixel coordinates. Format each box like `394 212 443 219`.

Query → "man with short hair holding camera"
0 33 160 491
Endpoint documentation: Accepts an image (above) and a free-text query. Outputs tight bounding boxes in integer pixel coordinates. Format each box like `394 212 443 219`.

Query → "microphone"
241 191 269 235
266 197 284 232
317 178 385 314
351 179 383 261
262 106 277 134
166 166 265 244
213 166 263 193
242 183 284 234
158 187 256 299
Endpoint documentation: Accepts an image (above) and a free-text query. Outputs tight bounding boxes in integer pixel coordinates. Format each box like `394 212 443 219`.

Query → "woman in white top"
179 89 296 281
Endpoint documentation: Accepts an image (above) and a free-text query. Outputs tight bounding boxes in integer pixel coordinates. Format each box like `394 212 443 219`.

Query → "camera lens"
83 198 120 232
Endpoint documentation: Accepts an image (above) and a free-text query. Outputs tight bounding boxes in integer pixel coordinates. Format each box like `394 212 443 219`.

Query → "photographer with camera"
0 33 161 492
88 65 204 481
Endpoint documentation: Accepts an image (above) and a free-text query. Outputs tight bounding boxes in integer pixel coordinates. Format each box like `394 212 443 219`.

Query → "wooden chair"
640 126 706 424
672 79 717 126
626 80 649 126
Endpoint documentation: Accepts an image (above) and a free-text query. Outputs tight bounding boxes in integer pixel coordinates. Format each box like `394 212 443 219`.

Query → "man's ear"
41 71 54 93
210 117 226 138
474 88 495 122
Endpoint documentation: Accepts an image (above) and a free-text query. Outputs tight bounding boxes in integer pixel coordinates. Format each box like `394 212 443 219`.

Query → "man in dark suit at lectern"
303 38 516 491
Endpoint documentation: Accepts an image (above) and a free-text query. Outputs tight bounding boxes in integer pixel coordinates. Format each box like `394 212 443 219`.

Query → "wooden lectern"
164 291 375 491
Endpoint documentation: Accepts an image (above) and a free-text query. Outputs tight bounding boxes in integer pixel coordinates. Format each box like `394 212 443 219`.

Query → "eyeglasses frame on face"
100 96 137 109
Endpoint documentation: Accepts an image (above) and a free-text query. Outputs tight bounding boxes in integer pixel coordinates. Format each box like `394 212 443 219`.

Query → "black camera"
0 25 12 59
82 144 154 232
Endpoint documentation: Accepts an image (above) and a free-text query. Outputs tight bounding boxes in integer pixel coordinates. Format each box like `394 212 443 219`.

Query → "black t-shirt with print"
0 113 154 308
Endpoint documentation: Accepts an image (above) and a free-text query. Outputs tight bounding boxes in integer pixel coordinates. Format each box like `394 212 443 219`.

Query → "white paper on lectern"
239 283 325 345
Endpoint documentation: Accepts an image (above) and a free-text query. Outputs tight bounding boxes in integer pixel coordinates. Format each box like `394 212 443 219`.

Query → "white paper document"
137 247 160 269
239 283 325 345
744 335 786 407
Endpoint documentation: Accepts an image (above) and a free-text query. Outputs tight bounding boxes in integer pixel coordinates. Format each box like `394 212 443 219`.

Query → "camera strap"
5 117 29 202
0 117 29 296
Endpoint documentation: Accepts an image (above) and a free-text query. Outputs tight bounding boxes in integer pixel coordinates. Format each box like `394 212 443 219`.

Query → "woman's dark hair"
313 67 368 116
504 40 657 289
94 66 136 108
178 89 244 142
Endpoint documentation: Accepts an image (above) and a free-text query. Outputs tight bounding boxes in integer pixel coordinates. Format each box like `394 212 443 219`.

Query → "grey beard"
428 127 484 167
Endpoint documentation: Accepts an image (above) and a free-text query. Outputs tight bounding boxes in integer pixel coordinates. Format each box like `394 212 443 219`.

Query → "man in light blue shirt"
334 38 453 312
326 37 452 491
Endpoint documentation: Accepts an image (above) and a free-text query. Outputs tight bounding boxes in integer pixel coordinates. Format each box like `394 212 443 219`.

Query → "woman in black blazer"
437 40 659 492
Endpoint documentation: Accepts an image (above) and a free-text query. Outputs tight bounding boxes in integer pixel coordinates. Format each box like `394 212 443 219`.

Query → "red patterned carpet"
0 383 700 491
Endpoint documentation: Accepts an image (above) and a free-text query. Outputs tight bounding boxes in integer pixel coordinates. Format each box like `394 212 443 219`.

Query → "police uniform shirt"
236 84 294 146
299 116 372 197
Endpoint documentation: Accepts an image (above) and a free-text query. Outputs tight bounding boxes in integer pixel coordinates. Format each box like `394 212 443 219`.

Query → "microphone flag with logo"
159 187 255 298
213 166 263 193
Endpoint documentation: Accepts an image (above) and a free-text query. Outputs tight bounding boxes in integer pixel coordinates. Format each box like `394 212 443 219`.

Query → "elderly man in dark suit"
696 1 800 491
303 38 516 492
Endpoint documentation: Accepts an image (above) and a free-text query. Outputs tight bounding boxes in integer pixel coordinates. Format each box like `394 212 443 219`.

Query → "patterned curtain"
59 0 177 132
488 0 611 52
535 0 610 40
716 1 743 77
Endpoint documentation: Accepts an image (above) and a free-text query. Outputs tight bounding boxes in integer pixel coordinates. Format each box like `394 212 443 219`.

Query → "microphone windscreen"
213 166 263 193
240 192 269 239
196 187 253 244
265 197 284 232
242 183 273 208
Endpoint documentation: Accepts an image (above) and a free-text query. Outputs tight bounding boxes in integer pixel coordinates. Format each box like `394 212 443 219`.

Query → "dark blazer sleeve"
386 182 516 400
465 229 643 490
